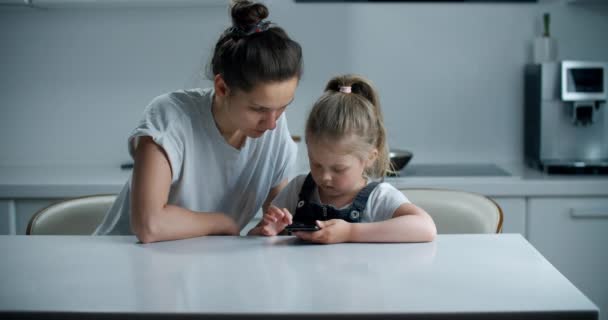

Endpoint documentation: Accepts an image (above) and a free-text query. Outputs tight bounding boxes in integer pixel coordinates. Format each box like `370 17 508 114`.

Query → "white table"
0 234 598 319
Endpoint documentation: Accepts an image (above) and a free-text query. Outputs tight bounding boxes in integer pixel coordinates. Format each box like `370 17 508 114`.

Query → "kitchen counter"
386 162 608 197
0 165 131 198
1 163 608 198
0 234 598 319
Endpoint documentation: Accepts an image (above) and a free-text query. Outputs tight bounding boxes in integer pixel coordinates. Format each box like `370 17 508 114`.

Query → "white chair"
26 195 117 235
401 188 503 234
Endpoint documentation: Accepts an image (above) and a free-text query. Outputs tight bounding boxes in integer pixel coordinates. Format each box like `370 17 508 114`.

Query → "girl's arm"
130 137 239 244
348 203 436 243
294 203 436 244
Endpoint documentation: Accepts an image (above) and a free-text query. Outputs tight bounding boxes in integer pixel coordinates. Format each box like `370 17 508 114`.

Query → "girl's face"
215 75 298 138
307 139 376 199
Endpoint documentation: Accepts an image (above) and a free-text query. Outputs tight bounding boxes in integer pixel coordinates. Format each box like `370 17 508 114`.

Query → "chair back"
26 195 116 235
401 188 503 234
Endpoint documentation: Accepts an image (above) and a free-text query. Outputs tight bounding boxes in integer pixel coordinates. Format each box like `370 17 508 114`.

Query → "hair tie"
339 86 352 93
230 20 272 37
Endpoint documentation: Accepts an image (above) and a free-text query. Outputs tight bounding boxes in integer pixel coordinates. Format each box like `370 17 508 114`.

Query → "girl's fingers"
293 231 311 241
262 225 276 236
269 206 283 216
267 206 285 222
318 219 338 228
281 208 293 224
294 227 325 242
263 215 276 224
265 212 280 223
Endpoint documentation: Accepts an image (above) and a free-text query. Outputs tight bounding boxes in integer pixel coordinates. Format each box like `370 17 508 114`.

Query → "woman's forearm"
130 137 239 243
132 205 238 243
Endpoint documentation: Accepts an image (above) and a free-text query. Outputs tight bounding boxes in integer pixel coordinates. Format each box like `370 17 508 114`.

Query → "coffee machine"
524 61 608 174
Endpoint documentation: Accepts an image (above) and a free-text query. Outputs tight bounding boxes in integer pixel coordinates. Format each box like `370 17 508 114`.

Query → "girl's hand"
252 206 292 236
293 219 352 244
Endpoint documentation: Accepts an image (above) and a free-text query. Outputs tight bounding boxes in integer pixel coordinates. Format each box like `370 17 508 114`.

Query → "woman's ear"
214 74 230 97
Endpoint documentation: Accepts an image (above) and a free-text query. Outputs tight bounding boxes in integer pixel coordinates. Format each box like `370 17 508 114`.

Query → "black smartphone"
285 222 320 232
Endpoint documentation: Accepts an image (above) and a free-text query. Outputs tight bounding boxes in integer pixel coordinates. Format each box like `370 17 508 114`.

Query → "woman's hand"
249 206 292 236
293 219 352 244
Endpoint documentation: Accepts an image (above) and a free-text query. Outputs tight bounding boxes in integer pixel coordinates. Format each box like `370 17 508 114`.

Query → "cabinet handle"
570 208 608 219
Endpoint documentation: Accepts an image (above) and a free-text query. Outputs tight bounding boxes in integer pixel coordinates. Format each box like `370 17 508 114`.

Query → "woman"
94 0 303 243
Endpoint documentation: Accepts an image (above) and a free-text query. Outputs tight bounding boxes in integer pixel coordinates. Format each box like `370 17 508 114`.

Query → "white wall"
1 1 607 167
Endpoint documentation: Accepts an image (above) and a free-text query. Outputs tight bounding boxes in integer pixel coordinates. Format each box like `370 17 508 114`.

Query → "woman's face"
217 76 298 138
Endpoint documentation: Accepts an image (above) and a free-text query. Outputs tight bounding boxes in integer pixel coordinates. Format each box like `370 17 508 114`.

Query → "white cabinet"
0 198 63 235
0 0 28 5
492 197 527 236
0 200 18 235
0 201 10 235
18 0 228 8
528 197 608 320
567 0 608 4
1 0 230 8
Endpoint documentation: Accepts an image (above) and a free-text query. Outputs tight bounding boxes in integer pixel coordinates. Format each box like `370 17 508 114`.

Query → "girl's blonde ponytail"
306 74 390 178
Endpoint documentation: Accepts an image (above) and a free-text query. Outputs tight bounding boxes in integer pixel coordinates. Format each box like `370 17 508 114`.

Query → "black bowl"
389 149 413 172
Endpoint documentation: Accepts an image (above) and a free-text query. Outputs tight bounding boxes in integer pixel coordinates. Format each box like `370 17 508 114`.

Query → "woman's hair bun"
231 0 269 28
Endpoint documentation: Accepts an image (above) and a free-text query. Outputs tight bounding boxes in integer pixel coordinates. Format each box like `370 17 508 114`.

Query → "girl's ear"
366 148 379 168
214 74 230 97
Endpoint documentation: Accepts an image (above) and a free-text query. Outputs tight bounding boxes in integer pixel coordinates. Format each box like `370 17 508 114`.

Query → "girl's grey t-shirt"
271 174 410 222
94 88 297 235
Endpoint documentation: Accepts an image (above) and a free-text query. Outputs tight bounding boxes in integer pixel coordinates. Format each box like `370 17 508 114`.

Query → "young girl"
248 74 436 244
94 0 303 243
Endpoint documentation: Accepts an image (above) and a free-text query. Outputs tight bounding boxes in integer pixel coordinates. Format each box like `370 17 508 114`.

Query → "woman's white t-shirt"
271 174 410 222
94 88 297 235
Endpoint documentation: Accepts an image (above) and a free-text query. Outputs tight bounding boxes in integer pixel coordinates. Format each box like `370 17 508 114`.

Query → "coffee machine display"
524 61 608 174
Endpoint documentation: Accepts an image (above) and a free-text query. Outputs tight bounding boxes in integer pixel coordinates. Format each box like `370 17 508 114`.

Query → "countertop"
0 234 598 319
0 165 132 198
1 163 608 198
386 162 608 197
